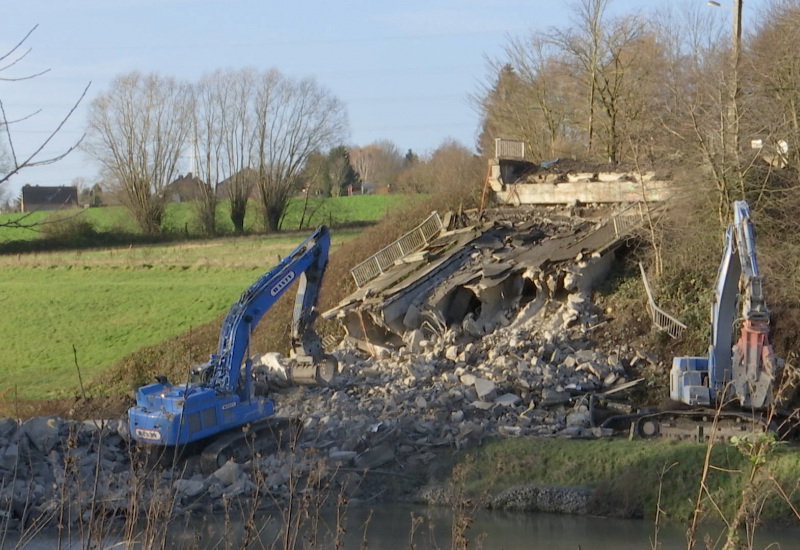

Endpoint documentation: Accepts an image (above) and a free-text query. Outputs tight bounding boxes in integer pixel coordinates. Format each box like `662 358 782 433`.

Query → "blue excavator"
128 225 334 467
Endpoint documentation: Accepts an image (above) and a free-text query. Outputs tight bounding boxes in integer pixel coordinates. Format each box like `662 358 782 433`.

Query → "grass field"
0 194 419 243
0 225 371 399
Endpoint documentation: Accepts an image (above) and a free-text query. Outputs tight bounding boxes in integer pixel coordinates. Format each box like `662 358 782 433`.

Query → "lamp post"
708 0 743 185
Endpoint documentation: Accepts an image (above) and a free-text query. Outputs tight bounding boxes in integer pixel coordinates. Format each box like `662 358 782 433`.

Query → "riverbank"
2 413 800 548
413 437 800 526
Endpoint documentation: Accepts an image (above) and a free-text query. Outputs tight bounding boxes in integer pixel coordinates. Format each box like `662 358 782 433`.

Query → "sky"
0 0 769 197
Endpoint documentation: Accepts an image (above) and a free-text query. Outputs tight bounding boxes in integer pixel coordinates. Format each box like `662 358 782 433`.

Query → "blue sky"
1 0 767 196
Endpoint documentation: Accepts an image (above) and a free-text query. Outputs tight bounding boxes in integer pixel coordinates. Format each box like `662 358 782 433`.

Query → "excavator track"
602 409 775 442
199 416 301 473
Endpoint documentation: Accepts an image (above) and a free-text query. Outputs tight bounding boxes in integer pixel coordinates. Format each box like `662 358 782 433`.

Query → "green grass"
460 437 800 524
0 230 361 399
0 193 420 398
0 194 420 242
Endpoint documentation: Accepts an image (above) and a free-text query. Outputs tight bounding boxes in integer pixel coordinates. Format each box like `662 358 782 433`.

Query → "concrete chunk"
355 442 395 470
22 416 63 454
174 479 206 498
0 419 18 439
495 393 521 407
329 450 357 463
213 460 244 486
0 444 19 471
473 377 497 401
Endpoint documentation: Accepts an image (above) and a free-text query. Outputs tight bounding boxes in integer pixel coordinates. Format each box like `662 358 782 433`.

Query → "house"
215 168 259 200
164 173 208 202
20 185 79 212
165 170 259 202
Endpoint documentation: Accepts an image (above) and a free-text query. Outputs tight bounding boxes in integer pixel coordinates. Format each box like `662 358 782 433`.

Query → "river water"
7 503 800 549
324 504 798 549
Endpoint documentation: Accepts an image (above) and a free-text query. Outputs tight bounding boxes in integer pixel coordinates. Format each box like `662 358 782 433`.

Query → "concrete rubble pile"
0 416 130 531
0 206 665 528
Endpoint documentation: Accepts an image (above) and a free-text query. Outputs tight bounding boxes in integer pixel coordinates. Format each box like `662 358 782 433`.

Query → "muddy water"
336 504 798 549
10 503 800 548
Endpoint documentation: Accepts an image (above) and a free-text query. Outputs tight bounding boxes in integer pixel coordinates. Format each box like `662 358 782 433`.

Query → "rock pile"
0 270 663 530
290 284 636 473
0 417 129 531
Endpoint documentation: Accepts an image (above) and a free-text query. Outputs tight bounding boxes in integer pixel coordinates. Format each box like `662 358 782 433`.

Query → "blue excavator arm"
128 226 331 447
209 225 330 394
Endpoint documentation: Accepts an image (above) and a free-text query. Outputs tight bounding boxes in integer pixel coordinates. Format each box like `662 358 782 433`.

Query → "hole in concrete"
551 271 568 301
342 312 404 349
519 276 538 307
441 286 482 326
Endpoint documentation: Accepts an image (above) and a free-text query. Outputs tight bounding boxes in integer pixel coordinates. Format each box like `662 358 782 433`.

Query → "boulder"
174 479 206 499
473 378 497 401
213 460 244 486
21 416 63 454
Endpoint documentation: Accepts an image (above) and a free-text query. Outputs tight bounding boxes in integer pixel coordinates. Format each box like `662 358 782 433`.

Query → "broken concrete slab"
324 205 643 356
487 152 673 206
473 378 497 401
174 478 206 499
355 442 395 470
213 460 244 486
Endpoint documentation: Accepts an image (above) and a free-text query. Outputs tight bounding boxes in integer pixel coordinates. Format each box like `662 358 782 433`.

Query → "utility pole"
708 0 744 196
730 0 743 191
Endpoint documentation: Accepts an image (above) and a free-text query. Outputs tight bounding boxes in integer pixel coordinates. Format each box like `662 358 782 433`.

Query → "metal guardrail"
351 211 444 288
611 201 646 238
639 262 687 339
495 138 525 160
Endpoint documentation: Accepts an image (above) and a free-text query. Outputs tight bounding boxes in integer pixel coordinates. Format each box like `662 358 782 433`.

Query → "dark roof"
21 185 78 206
164 173 208 201
216 168 258 199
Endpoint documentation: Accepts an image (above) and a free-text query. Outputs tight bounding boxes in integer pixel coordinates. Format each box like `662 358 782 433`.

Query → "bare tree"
651 2 743 223
477 0 651 163
251 72 348 232
0 137 10 181
219 68 259 234
747 1 800 169
550 0 649 162
191 70 232 236
396 139 483 201
0 25 89 226
0 146 11 210
477 36 574 160
350 140 404 186
85 72 192 234
553 0 610 154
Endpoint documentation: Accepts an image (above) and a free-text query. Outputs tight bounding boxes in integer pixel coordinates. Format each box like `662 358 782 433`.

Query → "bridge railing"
639 262 687 339
611 201 647 239
351 211 444 288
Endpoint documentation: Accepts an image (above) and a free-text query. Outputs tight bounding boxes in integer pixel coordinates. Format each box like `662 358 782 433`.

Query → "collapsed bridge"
324 204 650 356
